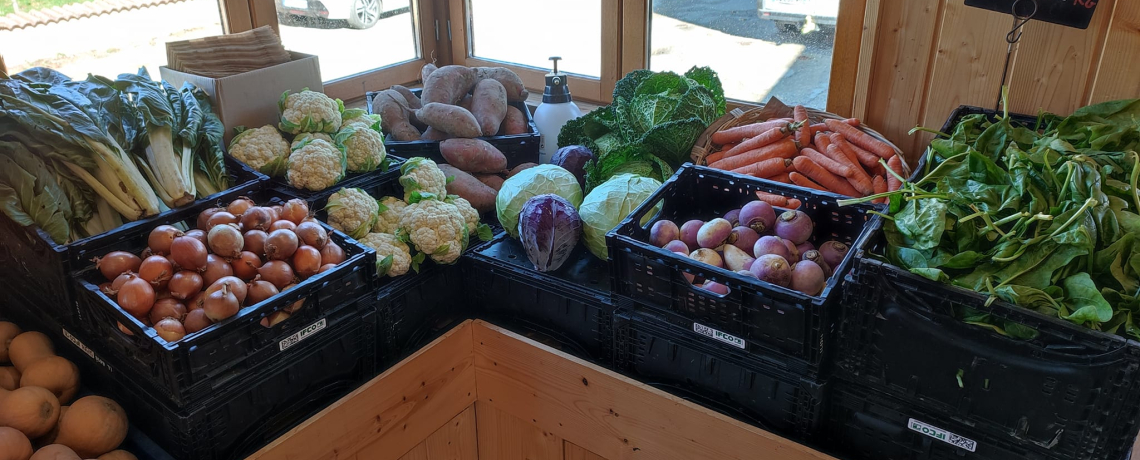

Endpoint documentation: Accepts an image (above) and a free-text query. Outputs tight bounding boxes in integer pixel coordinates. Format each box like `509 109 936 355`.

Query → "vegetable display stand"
834 253 1140 460
366 89 540 169
77 299 380 460
607 163 879 378
822 380 1138 460
376 262 468 362
465 234 615 366
267 154 406 205
69 189 376 407
0 156 265 329
613 308 827 441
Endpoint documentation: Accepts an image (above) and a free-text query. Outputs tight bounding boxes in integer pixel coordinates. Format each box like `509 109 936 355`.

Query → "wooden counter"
250 320 835 460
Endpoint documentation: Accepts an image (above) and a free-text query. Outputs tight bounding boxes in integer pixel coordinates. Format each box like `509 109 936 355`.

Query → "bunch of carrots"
704 105 905 204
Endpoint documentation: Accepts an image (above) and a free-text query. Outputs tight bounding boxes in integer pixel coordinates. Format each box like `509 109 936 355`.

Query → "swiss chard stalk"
114 70 196 207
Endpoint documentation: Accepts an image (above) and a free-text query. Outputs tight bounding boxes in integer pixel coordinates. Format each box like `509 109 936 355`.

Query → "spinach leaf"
1061 273 1114 325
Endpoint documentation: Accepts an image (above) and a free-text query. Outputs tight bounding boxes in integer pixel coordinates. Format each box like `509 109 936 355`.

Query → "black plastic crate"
264 153 406 205
366 89 539 169
835 257 1140 460
613 308 826 439
607 163 879 376
377 262 468 361
823 380 1139 460
465 235 614 366
0 156 265 329
80 299 379 460
70 189 376 407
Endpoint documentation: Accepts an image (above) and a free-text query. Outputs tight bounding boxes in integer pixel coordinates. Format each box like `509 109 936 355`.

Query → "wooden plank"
620 0 648 77
599 0 622 102
476 402 564 460
470 320 835 460
862 0 943 163
1006 0 1116 116
220 0 253 34
849 0 880 120
826 0 868 117
398 405 479 460
564 441 607 460
1090 1 1140 103
247 0 278 36
249 320 477 460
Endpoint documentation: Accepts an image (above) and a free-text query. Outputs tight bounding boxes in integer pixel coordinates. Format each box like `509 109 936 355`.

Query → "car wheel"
347 0 381 29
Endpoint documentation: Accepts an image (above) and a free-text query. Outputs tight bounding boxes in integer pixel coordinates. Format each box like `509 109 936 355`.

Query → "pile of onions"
93 196 347 341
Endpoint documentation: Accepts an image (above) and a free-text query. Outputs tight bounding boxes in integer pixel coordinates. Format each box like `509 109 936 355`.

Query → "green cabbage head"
496 164 583 238
579 174 662 259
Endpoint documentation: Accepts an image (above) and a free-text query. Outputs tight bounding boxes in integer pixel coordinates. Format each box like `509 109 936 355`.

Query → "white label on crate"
692 323 746 349
62 328 112 372
908 418 977 452
279 318 327 352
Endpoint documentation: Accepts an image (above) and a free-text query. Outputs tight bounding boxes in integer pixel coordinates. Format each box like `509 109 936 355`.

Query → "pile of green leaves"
557 67 725 192
0 67 227 244
843 99 1140 340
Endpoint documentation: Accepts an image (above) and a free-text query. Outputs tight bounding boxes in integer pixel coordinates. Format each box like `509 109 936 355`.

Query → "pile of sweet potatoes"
373 64 531 143
437 137 536 214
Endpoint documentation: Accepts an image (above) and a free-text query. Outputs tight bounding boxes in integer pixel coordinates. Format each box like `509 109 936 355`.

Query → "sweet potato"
416 103 482 138
475 173 505 191
458 95 473 111
470 79 508 136
499 106 528 135
438 164 496 212
390 85 422 109
372 90 420 141
422 65 476 105
440 138 508 173
421 127 453 141
421 63 437 84
473 67 528 102
507 162 537 178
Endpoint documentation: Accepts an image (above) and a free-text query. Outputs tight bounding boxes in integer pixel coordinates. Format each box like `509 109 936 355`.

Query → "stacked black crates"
607 164 880 442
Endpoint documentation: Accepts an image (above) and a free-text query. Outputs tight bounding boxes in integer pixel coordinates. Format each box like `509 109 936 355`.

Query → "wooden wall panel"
564 442 607 460
399 406 479 460
1090 1 1140 103
475 402 564 460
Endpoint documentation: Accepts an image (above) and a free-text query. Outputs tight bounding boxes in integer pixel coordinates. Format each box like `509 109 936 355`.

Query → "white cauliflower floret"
229 125 290 177
287 139 345 191
325 187 379 239
445 195 479 232
398 157 448 202
341 109 381 129
359 232 411 277
335 124 387 173
279 88 343 134
373 196 407 234
291 132 333 150
399 198 468 264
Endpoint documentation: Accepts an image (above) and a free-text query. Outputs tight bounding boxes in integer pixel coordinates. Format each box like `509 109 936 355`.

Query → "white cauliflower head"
341 108 381 129
325 187 379 239
445 195 479 233
229 125 290 177
399 157 448 202
279 88 343 134
359 232 411 277
373 196 407 234
335 124 387 173
291 132 333 150
399 198 468 265
287 139 345 191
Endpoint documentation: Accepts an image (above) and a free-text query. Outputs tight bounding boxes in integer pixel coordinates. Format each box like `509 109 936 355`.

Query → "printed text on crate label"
63 328 111 372
693 323 746 349
908 418 977 452
279 318 327 351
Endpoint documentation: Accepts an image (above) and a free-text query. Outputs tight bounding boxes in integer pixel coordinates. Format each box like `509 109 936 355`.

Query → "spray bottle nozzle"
549 56 561 74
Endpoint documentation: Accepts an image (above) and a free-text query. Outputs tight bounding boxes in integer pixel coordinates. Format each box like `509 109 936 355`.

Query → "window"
1 0 224 78
647 0 840 107
276 0 420 81
467 0 601 78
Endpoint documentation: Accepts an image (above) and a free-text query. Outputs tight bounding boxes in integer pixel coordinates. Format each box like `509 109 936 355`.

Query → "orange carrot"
844 118 861 126
825 119 895 159
829 133 861 167
712 118 793 144
755 191 790 207
786 198 802 209
809 123 828 134
723 125 792 158
793 157 861 196
710 138 798 171
814 132 832 152
872 175 887 204
764 174 792 184
794 105 811 148
886 155 904 191
789 172 826 191
801 147 852 178
721 142 740 152
732 157 792 178
826 144 874 195
705 151 725 165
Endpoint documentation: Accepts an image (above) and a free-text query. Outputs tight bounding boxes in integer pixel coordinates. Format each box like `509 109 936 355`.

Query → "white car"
276 0 408 29
757 0 839 33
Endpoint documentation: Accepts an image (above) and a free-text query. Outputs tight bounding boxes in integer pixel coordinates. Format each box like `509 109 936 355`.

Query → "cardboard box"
160 51 323 144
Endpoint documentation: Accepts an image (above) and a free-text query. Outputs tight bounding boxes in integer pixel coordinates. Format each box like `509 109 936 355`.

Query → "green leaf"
261 154 290 178
410 251 425 273
683 66 726 115
1062 272 1114 325
613 69 655 101
895 198 947 251
910 268 949 282
377 254 394 276
476 223 493 242
433 244 450 256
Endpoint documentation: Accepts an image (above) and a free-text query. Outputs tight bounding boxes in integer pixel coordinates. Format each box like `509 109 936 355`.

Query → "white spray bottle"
534 56 583 164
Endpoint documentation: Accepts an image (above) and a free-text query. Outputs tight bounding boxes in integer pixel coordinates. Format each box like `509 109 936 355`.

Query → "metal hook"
1006 0 1038 44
